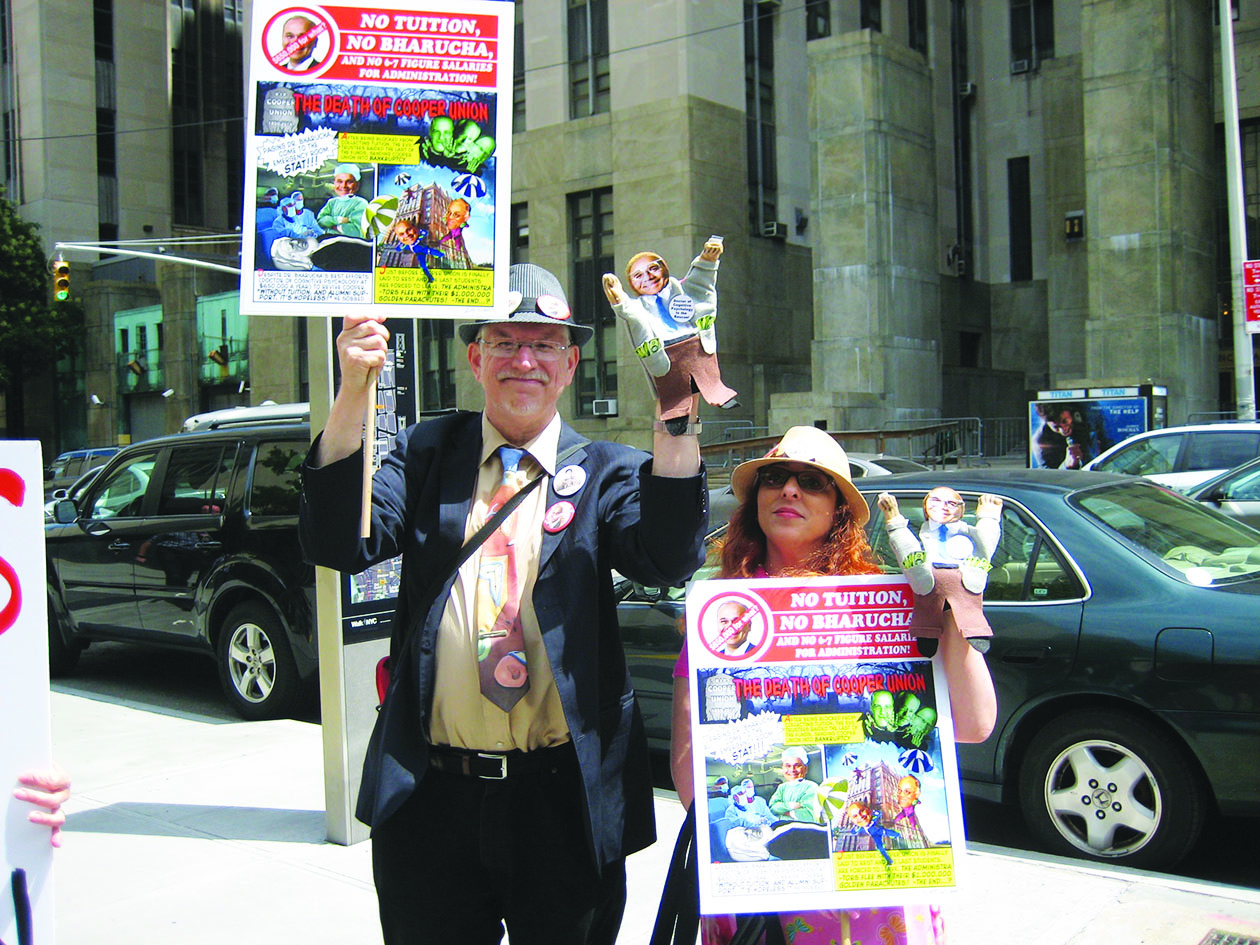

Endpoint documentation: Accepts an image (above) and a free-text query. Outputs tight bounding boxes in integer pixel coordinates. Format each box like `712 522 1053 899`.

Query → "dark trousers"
371 744 627 944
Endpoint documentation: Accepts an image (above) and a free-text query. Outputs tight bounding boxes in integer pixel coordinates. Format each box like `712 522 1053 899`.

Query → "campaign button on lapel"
543 501 575 533
553 464 587 496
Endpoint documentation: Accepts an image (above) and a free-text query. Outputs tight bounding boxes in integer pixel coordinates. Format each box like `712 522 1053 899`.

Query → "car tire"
216 602 303 721
47 604 80 676
1018 708 1205 870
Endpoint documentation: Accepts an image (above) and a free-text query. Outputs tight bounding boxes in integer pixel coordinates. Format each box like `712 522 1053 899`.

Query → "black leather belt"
427 743 571 780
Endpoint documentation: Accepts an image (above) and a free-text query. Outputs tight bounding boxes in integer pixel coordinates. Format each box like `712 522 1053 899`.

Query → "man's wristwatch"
654 418 702 437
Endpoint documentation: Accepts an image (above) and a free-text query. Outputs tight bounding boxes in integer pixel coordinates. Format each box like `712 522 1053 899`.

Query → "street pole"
1220 0 1258 419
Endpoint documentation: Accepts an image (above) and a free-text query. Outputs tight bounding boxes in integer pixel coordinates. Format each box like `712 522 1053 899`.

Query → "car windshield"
1072 480 1260 585
1092 434 1183 476
873 458 927 473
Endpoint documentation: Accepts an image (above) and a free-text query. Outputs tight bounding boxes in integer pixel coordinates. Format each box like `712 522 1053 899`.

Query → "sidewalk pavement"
47 688 1260 944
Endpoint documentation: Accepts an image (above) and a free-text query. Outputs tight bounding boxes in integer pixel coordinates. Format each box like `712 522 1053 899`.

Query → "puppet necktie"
476 446 531 710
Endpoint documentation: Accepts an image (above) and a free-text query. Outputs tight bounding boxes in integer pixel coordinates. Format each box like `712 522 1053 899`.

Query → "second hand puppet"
601 236 738 433
877 487 1002 656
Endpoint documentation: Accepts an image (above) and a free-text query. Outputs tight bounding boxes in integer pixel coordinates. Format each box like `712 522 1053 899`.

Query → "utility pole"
1220 0 1258 419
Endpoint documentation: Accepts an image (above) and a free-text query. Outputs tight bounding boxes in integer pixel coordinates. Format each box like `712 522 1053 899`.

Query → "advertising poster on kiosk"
1027 386 1166 470
685 576 966 916
241 0 513 318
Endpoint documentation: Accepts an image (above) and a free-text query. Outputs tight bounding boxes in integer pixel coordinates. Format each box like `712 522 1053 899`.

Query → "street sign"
1244 259 1260 333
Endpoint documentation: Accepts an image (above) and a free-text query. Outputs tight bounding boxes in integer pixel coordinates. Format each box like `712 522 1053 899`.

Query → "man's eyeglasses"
756 464 835 495
478 339 570 362
925 496 963 509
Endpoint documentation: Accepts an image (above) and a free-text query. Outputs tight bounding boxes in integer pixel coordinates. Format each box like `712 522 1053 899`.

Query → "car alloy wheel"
1018 709 1204 870
216 602 302 721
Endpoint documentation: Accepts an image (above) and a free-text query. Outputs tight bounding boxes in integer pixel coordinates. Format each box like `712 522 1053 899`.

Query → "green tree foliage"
0 189 83 435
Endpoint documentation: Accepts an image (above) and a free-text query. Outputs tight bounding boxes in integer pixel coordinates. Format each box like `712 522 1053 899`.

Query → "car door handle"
1002 646 1050 664
194 540 222 550
108 540 131 551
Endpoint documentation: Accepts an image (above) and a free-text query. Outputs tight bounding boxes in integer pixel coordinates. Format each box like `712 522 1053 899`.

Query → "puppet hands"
977 494 1003 517
700 237 724 263
601 273 627 306
14 764 71 847
877 492 900 517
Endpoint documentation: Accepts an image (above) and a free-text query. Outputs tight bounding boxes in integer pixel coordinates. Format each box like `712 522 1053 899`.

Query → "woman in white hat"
668 425 996 943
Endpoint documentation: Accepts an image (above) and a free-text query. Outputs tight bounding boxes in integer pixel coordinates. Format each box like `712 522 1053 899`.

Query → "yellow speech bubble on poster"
833 847 954 891
337 133 422 165
783 713 864 745
374 267 494 306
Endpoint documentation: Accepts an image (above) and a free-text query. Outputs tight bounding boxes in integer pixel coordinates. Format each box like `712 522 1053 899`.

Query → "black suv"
46 421 315 720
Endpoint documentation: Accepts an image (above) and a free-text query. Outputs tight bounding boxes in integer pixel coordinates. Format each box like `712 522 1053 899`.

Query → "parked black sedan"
621 469 1260 871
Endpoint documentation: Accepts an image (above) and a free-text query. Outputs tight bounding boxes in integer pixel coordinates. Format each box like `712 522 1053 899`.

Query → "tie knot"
498 446 526 481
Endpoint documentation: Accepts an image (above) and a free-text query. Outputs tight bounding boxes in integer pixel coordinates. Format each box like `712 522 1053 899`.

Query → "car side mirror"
1199 488 1225 504
54 499 78 524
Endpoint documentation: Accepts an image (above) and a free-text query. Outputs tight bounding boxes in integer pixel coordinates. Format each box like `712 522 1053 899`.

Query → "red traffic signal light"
52 258 70 301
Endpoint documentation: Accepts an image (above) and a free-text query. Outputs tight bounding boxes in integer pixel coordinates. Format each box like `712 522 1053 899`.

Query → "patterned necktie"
476 446 531 711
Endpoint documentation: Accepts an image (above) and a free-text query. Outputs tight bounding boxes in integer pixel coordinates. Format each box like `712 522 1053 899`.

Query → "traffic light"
53 257 70 301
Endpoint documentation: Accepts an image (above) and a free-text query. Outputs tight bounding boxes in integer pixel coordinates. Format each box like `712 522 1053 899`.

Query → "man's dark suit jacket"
299 411 708 870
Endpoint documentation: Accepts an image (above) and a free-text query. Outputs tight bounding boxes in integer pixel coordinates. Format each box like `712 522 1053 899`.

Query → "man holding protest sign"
299 263 708 944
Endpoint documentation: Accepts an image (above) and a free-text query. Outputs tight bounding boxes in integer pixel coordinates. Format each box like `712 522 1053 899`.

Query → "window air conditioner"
761 221 788 239
592 398 618 416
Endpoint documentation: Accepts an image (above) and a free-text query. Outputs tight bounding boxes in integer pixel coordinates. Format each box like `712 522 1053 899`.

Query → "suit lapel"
435 413 481 563
538 424 589 574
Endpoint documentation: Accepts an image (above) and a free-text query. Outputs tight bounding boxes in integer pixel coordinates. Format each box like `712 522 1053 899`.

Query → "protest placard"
686 575 966 915
1 443 54 944
241 0 512 318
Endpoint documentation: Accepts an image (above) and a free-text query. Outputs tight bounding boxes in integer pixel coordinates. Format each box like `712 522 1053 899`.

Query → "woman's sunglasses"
756 464 835 495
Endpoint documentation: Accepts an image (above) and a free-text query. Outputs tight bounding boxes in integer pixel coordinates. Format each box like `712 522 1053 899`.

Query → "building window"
568 0 609 119
909 0 927 53
420 320 457 411
2 110 16 188
1008 156 1033 282
1010 0 1053 68
745 0 777 234
805 0 830 40
513 1 526 132
96 108 116 177
0 0 10 65
860 0 882 31
570 188 615 417
94 0 114 62
511 202 529 264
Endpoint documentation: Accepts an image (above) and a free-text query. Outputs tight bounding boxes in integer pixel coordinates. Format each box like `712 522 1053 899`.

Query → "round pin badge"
536 294 572 321
543 501 576 533
553 464 587 497
504 290 524 313
669 295 695 320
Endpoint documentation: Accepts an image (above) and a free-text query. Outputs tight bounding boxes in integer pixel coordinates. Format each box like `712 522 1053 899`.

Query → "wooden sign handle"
360 369 378 539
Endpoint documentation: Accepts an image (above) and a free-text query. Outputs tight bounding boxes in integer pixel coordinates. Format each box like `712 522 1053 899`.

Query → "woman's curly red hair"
717 484 883 579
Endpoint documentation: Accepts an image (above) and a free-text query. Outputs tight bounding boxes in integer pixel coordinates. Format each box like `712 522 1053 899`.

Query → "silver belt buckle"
477 752 508 780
